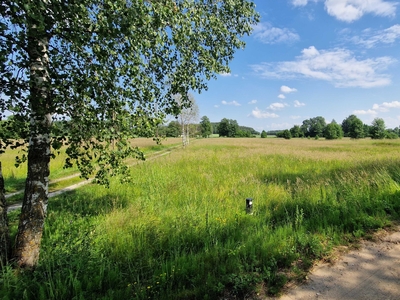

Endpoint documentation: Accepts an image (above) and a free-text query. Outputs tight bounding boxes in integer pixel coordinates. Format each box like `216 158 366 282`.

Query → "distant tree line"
1 113 261 142
269 115 399 140
157 117 260 138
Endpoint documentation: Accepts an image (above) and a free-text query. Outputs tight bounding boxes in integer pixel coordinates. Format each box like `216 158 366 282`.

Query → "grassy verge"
1 138 182 200
2 138 400 299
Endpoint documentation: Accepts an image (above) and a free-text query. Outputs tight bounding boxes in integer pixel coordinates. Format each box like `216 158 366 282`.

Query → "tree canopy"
301 116 326 138
370 118 386 139
200 116 212 138
217 118 239 137
0 0 259 268
324 122 343 140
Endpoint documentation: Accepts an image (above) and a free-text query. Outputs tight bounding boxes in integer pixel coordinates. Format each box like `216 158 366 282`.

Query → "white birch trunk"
13 24 52 268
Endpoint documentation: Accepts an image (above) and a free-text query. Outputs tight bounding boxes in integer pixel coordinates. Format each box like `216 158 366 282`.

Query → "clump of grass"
2 138 400 299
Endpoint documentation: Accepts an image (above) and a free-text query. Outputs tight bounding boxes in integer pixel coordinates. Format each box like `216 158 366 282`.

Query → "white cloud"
381 101 400 108
372 100 400 112
324 0 397 22
294 100 306 107
252 22 300 44
278 94 286 99
353 101 400 116
268 102 288 110
302 46 320 57
290 115 302 119
353 109 377 115
222 100 241 106
214 105 220 108
219 72 231 77
280 85 298 93
249 108 279 119
293 0 397 22
248 99 258 104
292 0 311 6
251 46 396 88
351 25 400 48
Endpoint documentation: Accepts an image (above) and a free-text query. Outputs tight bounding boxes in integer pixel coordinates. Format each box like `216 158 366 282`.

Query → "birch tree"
174 93 199 146
0 0 258 268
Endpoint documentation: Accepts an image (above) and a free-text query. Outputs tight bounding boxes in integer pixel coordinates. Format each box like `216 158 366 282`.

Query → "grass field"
2 137 400 299
1 137 182 195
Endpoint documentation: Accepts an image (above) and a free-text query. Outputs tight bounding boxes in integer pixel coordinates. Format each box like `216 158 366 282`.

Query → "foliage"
282 129 292 139
1 0 259 267
342 115 364 139
386 129 399 139
0 116 29 141
290 125 303 138
261 130 267 138
370 118 386 139
235 129 252 137
165 121 181 138
324 123 343 140
200 116 212 138
1 0 259 182
301 117 326 138
277 129 292 139
239 125 260 135
217 118 239 137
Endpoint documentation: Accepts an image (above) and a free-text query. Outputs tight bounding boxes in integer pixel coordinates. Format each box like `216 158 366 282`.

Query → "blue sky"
195 0 400 131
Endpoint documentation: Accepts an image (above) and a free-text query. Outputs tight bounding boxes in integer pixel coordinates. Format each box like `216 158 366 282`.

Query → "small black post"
246 198 253 215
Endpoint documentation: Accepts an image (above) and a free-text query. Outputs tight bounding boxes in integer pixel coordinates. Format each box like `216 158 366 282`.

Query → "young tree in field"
310 116 326 138
342 115 364 138
260 130 267 138
342 115 364 139
174 94 199 146
370 118 386 139
324 123 343 140
200 116 212 138
0 0 258 268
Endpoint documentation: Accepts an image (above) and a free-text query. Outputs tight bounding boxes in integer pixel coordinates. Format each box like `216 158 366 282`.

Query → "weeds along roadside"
2 138 400 299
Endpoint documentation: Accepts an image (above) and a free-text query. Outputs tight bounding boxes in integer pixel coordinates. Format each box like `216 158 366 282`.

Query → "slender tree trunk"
0 162 10 266
181 116 186 147
181 124 186 147
186 124 190 145
13 23 52 268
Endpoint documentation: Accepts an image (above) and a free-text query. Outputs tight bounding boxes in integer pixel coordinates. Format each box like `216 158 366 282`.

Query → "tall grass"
0 137 181 193
2 138 400 299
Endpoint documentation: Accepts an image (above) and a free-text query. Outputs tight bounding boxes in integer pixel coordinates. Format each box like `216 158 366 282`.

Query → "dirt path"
6 146 178 213
271 226 400 300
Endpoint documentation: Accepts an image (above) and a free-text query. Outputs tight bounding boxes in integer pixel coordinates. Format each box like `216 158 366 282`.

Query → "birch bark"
13 23 52 268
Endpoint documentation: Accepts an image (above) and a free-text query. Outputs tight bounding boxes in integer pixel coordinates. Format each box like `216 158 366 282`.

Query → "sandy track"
271 227 400 300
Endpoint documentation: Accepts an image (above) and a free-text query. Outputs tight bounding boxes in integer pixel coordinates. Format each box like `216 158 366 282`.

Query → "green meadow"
2 138 400 299
1 138 182 198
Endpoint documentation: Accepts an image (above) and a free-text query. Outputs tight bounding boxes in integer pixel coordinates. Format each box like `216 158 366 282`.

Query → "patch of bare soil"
269 225 400 300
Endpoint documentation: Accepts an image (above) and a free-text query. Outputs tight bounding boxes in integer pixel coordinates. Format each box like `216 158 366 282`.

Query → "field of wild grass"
2 138 400 299
1 137 182 194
